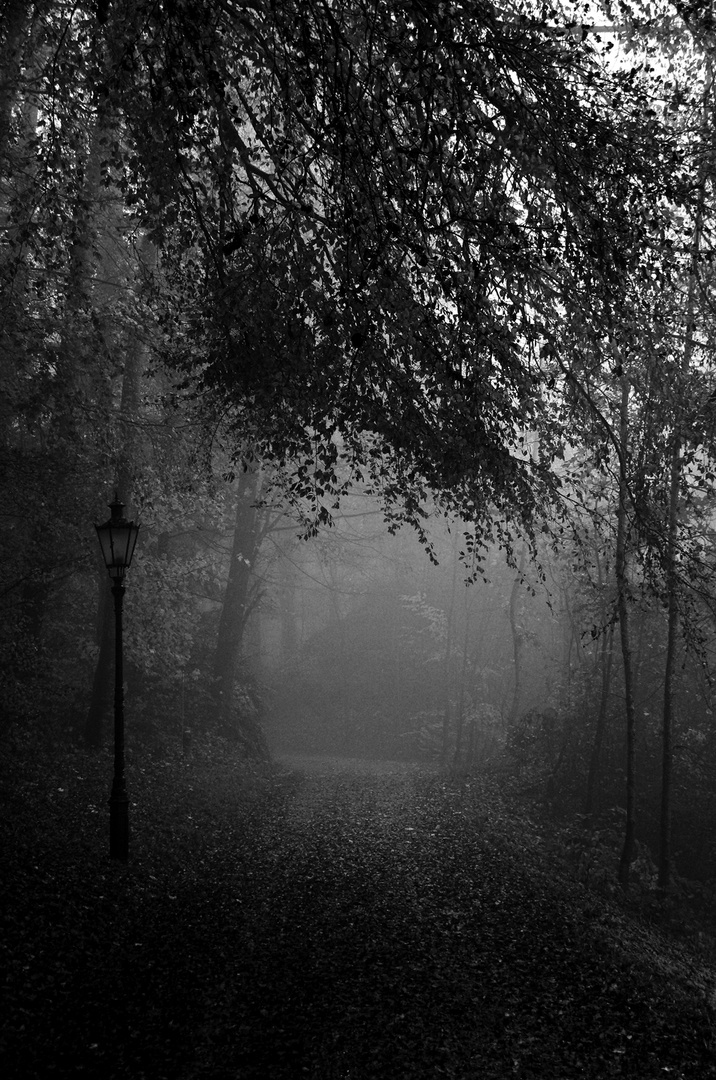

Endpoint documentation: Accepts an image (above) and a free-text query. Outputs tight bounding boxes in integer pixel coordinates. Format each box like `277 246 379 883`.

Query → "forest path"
274 753 424 831
9 751 713 1080
183 755 713 1080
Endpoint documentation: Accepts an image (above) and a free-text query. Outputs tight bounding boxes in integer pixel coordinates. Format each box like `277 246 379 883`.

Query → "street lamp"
95 495 140 861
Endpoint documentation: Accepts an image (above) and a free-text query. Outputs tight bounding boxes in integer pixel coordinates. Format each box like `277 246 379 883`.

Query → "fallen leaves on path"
2 740 714 1078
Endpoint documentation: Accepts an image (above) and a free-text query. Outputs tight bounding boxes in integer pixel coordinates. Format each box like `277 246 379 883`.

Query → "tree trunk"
585 537 614 820
65 103 118 748
616 375 637 889
212 469 267 756
585 622 614 819
658 71 707 889
452 602 470 769
660 573 678 889
279 556 299 664
82 222 151 747
441 535 459 767
507 545 527 725
659 352 693 888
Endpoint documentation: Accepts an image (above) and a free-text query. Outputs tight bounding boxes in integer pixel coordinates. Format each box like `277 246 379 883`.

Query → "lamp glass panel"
111 524 137 568
96 521 139 576
96 524 115 570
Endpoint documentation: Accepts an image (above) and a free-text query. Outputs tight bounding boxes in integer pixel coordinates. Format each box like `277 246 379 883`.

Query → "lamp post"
95 496 140 861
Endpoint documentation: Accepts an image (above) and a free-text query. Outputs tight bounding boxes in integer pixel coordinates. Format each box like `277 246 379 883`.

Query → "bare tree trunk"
660 573 678 888
507 546 527 725
212 469 268 756
660 384 690 888
441 535 459 767
616 375 637 889
83 225 152 747
60 102 117 748
452 602 470 769
659 296 694 892
585 622 614 819
585 538 614 820
658 71 708 889
279 576 299 664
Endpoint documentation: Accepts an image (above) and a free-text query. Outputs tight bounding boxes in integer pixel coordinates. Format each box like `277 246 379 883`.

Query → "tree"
112 0 681 549
211 465 266 750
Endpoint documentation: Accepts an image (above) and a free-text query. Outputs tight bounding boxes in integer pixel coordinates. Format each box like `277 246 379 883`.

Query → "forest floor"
2 733 716 1079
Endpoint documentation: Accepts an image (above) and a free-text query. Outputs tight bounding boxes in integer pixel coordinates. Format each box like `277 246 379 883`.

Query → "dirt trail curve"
274 753 425 829
187 754 715 1080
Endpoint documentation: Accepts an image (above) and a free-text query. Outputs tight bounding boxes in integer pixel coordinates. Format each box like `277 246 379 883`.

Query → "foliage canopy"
81 0 684 539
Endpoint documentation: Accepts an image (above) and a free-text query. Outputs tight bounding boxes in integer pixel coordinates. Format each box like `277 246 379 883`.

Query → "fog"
231 497 714 885
262 507 555 764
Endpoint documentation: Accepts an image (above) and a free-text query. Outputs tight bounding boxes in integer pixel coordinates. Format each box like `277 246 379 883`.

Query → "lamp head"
95 495 140 581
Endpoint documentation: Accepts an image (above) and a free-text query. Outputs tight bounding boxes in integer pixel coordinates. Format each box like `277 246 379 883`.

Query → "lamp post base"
109 787 129 861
